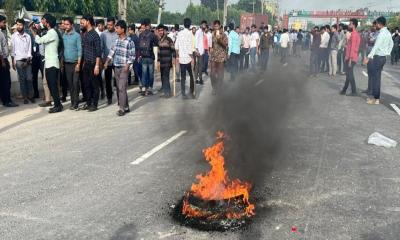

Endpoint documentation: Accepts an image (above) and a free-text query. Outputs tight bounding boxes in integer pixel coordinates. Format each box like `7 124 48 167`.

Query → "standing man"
320 26 331 73
104 20 135 116
280 28 290 66
0 15 18 107
194 20 207 85
11 18 34 104
362 21 378 95
328 25 340 77
259 26 272 70
81 15 102 112
241 27 251 70
156 24 174 98
363 16 393 105
31 13 63 113
337 24 346 75
310 27 321 77
210 20 228 95
63 17 82 110
228 26 241 80
175 18 194 99
139 18 158 96
340 19 361 96
203 25 212 76
95 19 105 37
31 19 43 99
296 29 303 57
128 24 142 87
249 25 260 68
101 17 118 104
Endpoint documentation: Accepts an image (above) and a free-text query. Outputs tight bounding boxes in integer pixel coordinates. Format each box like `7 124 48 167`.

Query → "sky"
165 0 399 13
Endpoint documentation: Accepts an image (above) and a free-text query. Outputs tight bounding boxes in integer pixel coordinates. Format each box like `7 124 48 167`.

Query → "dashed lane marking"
131 130 187 165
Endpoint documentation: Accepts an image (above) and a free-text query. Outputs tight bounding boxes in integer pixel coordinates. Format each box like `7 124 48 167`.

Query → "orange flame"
182 131 255 219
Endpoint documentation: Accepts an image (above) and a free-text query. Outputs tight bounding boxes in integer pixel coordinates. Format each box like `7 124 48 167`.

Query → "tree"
127 0 158 24
200 0 224 11
388 15 400 31
233 0 262 14
3 0 21 27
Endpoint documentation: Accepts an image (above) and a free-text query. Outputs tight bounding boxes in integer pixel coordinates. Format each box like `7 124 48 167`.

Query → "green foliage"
3 0 21 27
200 0 224 11
232 0 262 14
127 0 158 24
388 15 400 30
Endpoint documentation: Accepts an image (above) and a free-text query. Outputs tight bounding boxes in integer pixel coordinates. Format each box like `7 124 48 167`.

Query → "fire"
182 131 255 219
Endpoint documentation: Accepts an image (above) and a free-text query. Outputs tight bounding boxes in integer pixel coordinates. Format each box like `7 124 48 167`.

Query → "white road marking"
390 104 400 117
383 71 395 79
362 71 368 77
254 79 265 86
131 130 187 165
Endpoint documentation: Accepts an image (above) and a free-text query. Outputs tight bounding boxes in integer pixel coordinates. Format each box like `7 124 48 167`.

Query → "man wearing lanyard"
363 16 393 105
11 18 34 104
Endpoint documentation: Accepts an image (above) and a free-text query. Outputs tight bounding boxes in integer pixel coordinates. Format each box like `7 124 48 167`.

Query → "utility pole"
217 0 220 21
157 0 165 25
261 0 264 15
118 0 127 21
223 0 228 27
252 1 255 14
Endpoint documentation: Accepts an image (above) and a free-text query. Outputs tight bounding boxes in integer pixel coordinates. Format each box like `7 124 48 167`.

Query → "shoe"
199 80 204 85
23 99 29 104
49 106 63 114
69 105 78 111
124 108 131 113
3 102 19 107
81 104 89 110
147 90 154 96
107 98 112 105
196 80 200 84
340 90 346 95
39 101 52 107
205 72 209 76
88 105 98 112
367 98 380 105
61 97 67 103
117 110 125 116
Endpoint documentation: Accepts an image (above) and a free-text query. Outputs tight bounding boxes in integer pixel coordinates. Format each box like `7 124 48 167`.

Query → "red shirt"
345 30 361 63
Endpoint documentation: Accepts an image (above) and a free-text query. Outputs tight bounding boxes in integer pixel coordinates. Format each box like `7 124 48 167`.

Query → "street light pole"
118 0 127 21
157 0 165 25
217 0 220 21
223 0 228 27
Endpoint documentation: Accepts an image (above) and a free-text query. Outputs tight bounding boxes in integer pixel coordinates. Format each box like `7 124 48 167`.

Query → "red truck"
240 13 268 31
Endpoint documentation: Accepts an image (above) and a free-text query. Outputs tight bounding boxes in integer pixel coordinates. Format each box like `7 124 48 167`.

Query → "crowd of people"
0 12 399 116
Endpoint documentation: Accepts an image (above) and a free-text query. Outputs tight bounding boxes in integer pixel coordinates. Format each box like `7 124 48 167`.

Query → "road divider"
131 130 188 165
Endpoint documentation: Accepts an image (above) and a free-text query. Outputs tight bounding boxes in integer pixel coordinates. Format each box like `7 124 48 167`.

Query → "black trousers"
180 63 194 95
260 48 270 70
320 48 329 72
194 54 203 81
0 59 12 105
46 67 62 107
60 66 68 98
241 48 250 69
343 60 357 93
64 63 80 107
31 55 43 98
104 66 114 100
229 53 240 80
370 56 386 99
83 63 100 107
160 65 171 94
310 49 319 75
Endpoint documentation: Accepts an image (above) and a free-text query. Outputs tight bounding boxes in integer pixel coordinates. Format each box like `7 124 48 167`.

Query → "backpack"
139 31 152 58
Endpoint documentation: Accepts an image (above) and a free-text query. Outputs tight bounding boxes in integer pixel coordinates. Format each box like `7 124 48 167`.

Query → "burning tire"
173 132 255 231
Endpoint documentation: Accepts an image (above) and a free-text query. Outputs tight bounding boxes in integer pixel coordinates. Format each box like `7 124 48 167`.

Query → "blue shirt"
63 30 82 63
228 31 241 55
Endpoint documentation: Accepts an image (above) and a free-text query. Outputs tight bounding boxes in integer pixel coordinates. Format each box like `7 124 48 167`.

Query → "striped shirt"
107 36 135 67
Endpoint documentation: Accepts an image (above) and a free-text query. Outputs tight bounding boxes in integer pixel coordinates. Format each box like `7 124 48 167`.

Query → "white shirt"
206 32 212 49
11 31 32 61
95 27 103 37
195 28 205 55
320 31 330 48
250 32 259 48
175 28 193 64
280 32 290 48
167 31 177 42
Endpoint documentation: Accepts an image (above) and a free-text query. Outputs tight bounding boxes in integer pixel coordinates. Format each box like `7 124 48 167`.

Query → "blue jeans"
141 58 154 89
250 47 257 68
134 61 142 87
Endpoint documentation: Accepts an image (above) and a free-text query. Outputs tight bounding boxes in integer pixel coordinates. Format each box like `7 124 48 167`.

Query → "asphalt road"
1 55 400 240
